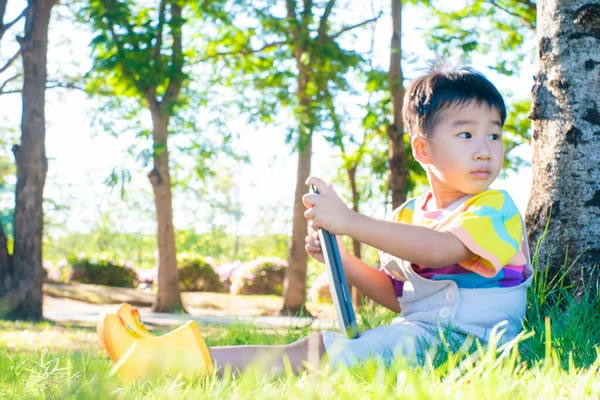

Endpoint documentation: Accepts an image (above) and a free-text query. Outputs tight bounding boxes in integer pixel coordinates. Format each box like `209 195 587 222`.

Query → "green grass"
2 241 600 398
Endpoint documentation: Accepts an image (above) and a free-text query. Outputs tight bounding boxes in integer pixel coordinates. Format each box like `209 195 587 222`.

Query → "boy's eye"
489 133 501 140
458 132 471 139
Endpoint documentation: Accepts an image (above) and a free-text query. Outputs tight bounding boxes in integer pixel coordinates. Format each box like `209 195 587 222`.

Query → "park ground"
1 280 599 399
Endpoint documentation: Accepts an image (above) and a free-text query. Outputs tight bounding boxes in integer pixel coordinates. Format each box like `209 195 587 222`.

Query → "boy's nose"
473 140 492 160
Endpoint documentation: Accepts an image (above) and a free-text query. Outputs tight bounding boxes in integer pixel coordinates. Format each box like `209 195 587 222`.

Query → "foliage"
178 229 290 266
76 0 241 192
44 227 292 267
502 98 532 172
44 230 157 270
422 0 536 75
177 255 225 293
67 256 138 288
230 257 288 296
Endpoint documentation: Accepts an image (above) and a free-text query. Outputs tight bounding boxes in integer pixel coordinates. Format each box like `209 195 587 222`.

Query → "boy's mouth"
471 169 490 179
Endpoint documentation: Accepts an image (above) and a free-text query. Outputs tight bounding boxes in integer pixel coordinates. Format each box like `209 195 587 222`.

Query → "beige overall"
322 197 533 367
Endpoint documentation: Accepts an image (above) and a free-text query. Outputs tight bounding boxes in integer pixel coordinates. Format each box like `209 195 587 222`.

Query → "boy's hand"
305 221 325 263
303 176 354 235
305 221 347 264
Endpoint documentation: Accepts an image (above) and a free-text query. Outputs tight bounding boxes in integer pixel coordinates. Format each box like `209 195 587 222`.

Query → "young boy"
99 66 532 379
303 65 532 367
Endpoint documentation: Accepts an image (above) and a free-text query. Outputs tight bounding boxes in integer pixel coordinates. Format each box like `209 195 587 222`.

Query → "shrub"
178 256 225 293
135 267 157 288
214 260 243 292
230 257 287 296
308 271 333 303
43 260 62 282
68 257 137 288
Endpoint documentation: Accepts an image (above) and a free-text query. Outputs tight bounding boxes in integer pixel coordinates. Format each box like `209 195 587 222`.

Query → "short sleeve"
441 190 523 278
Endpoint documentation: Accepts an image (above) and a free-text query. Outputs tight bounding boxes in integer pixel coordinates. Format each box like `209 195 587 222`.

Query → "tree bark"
346 164 364 307
526 0 600 292
281 127 312 316
1 0 54 321
148 109 184 313
388 0 407 210
347 165 364 305
281 1 314 316
347 165 361 259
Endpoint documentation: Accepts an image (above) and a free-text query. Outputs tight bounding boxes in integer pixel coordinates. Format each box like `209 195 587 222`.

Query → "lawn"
2 259 600 399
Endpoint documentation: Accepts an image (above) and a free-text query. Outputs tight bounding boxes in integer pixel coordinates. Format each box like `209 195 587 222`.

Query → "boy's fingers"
305 176 328 194
306 244 321 253
302 193 318 208
305 234 319 244
305 244 321 257
304 207 315 220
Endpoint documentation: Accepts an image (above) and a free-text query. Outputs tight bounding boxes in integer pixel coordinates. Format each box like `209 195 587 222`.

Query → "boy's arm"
303 176 473 270
340 250 401 313
346 213 473 269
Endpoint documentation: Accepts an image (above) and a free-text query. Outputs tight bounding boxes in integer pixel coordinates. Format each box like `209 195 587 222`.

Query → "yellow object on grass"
97 303 213 383
116 303 153 337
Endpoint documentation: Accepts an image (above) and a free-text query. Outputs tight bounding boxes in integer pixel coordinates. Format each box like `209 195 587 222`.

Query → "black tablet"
311 185 359 339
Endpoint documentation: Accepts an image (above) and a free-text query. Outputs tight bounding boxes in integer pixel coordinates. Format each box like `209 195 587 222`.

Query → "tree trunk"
388 0 407 210
525 0 600 292
148 110 184 313
347 165 362 259
346 164 364 307
281 11 314 315
281 133 312 316
1 0 54 321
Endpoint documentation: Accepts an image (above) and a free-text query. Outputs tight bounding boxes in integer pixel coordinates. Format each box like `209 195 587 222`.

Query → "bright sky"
0 1 536 237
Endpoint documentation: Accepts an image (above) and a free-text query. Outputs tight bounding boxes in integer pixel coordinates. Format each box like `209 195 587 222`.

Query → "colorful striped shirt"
384 189 528 297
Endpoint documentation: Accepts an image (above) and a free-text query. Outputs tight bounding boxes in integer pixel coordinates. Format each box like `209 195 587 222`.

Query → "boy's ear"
411 135 431 164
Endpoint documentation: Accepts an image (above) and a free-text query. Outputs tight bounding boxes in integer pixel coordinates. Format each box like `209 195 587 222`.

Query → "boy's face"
414 101 504 197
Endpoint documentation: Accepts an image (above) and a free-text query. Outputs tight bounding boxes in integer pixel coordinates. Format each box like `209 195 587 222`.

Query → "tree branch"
317 0 336 40
105 0 148 97
154 0 166 73
286 0 300 39
4 7 26 30
46 80 87 92
0 73 19 95
0 0 7 27
323 84 345 154
329 12 382 40
0 49 20 74
488 0 535 30
302 0 313 27
0 7 26 40
161 2 182 109
0 79 87 95
198 40 287 62
519 0 536 13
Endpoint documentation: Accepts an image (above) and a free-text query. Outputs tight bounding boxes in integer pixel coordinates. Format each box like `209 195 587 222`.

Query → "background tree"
280 1 380 315
526 0 600 290
387 0 407 209
82 0 228 312
0 0 55 320
204 0 380 315
423 0 536 74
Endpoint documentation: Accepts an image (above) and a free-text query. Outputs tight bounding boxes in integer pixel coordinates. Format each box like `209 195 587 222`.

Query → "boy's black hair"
402 65 507 137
